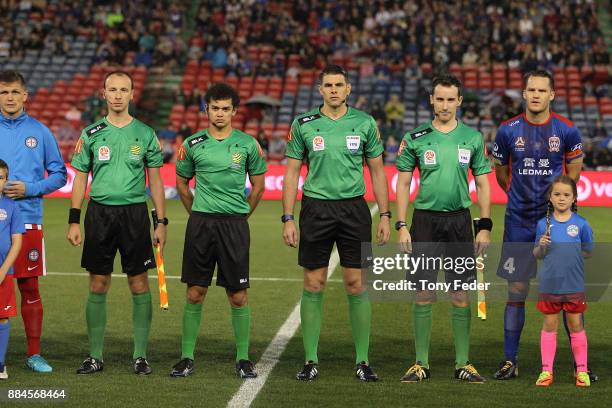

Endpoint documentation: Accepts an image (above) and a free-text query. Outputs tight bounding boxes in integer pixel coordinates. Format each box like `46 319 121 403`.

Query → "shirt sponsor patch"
548 136 560 152
313 136 325 151
346 135 361 153
566 224 579 237
410 127 433 140
458 147 471 166
98 146 111 161
87 122 107 136
74 138 84 154
424 149 436 165
0 208 6 221
25 136 38 149
298 113 321 125
189 135 208 147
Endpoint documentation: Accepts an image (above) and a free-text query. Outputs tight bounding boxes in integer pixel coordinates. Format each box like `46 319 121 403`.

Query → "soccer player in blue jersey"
491 70 595 381
0 71 67 373
533 176 592 388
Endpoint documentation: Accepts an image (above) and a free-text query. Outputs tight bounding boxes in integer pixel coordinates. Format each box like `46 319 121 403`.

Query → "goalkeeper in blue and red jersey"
491 69 595 382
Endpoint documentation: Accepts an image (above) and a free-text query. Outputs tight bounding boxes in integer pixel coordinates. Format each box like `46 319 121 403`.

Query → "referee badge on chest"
457 147 471 167
313 136 325 151
345 135 361 153
98 146 111 161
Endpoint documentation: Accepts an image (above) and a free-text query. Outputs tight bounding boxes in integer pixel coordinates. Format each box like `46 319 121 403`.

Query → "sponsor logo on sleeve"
189 135 208 147
410 127 433 140
74 138 84 154
98 146 111 161
548 136 560 152
298 113 321 125
313 136 325 151
87 122 107 136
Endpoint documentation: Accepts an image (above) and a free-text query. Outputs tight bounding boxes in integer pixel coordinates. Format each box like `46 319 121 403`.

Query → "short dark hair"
0 70 26 88
204 83 240 108
431 74 462 97
319 64 349 84
0 159 9 177
523 69 554 90
104 70 134 90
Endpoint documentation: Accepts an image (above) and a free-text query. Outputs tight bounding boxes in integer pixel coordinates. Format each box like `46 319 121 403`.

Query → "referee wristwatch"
281 214 294 223
395 221 408 231
157 217 169 226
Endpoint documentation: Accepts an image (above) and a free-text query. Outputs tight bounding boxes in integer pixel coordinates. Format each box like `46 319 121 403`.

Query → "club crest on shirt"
346 135 360 153
0 208 6 221
566 224 579 237
98 146 111 161
548 136 560 152
514 136 525 151
28 249 39 262
424 149 436 165
25 136 38 149
313 136 325 151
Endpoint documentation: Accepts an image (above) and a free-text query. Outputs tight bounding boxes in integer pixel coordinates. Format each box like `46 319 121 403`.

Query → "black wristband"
68 208 81 224
477 217 493 231
395 221 407 231
281 214 294 223
379 211 392 219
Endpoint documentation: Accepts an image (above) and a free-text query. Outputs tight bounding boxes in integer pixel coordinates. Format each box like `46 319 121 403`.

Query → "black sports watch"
379 211 392 219
157 217 169 226
281 214 294 223
395 221 408 231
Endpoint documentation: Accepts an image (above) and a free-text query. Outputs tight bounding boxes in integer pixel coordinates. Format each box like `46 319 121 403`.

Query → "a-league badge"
98 146 111 161
345 135 360 153
424 149 436 165
25 136 38 149
28 249 40 262
548 136 560 152
566 224 579 237
313 136 325 151
0 208 6 221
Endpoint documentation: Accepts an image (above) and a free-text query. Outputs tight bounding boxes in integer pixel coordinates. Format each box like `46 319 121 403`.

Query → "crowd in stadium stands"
0 1 610 169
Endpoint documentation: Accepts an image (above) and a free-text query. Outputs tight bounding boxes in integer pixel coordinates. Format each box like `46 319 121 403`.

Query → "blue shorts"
496 223 538 282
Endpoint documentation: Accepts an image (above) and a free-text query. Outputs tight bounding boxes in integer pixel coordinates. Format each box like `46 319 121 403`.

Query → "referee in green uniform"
395 74 491 383
67 71 167 375
282 65 391 382
170 84 266 379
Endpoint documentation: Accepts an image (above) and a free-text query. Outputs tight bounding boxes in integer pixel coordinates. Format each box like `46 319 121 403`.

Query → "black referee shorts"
82 200 155 276
182 212 250 291
407 208 476 286
298 195 372 270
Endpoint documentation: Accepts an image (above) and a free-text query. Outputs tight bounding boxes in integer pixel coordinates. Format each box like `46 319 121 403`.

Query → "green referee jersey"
175 128 267 215
396 120 491 212
71 117 163 205
285 106 384 200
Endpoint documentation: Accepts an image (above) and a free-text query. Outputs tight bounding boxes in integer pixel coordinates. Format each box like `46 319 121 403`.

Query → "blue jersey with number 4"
535 212 593 294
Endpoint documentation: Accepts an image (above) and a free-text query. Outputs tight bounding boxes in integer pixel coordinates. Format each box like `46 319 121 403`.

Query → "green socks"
413 303 433 367
231 305 252 362
86 292 107 360
300 290 323 363
452 305 471 368
132 292 152 359
348 291 372 364
181 302 203 360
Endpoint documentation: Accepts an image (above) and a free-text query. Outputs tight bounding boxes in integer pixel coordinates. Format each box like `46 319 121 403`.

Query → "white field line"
227 204 379 408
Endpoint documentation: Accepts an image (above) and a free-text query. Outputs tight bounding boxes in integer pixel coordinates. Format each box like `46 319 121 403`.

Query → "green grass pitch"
2 199 611 407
